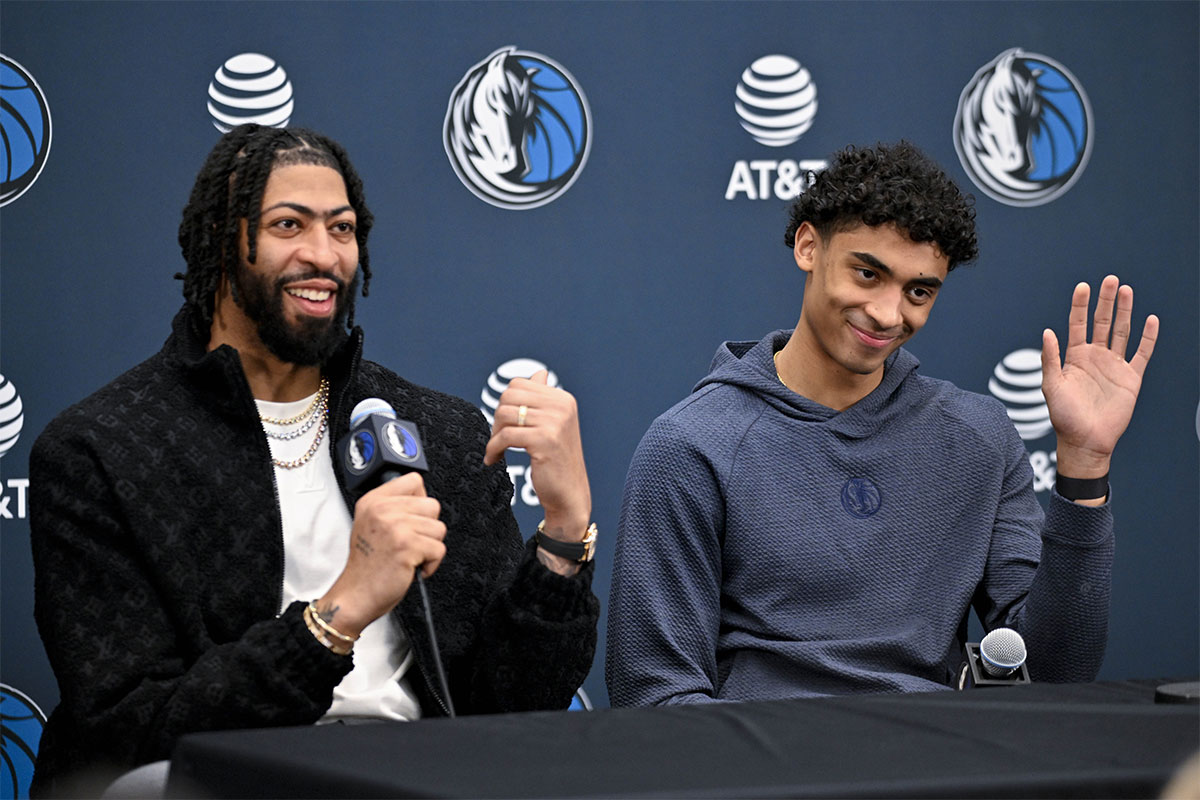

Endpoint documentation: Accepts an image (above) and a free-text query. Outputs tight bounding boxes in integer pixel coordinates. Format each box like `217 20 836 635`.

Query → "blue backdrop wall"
2 1 1197 790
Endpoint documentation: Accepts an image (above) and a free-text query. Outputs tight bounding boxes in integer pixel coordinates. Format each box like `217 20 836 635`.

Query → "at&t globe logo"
444 47 591 210
1 55 52 207
0 374 24 457
954 48 1093 207
207 53 294 133
480 358 559 506
726 53 826 202
988 348 1056 492
734 54 817 147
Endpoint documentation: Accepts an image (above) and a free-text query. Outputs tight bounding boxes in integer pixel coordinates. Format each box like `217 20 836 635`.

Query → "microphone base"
962 642 1031 688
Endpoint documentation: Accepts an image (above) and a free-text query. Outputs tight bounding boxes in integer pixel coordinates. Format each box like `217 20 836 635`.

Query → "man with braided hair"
607 142 1158 706
29 125 599 797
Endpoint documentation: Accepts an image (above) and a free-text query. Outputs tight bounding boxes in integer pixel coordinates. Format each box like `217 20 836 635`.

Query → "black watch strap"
535 521 597 563
1056 473 1109 501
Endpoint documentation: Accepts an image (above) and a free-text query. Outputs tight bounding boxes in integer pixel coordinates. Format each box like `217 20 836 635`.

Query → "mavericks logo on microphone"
346 430 377 475
383 421 421 463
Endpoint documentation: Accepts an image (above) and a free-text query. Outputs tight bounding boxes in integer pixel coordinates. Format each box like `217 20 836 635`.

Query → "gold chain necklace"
261 382 329 441
773 351 790 389
268 405 329 469
260 378 330 469
259 378 329 426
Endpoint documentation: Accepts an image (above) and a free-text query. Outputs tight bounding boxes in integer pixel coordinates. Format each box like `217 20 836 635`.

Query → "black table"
169 680 1199 798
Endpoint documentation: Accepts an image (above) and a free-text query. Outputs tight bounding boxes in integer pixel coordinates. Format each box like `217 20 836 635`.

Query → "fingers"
1089 274 1119 347
369 470 427 497
1108 284 1134 357
484 374 578 465
1066 281 1090 350
1129 314 1160 377
1040 327 1062 392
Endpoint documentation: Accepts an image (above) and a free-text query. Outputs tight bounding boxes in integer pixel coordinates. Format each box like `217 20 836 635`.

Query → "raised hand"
1041 275 1159 482
484 370 592 573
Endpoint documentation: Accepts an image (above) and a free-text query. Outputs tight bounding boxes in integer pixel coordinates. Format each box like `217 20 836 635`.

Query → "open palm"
1041 275 1158 461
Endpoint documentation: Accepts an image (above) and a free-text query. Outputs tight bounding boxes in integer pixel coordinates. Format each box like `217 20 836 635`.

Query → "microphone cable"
415 571 456 717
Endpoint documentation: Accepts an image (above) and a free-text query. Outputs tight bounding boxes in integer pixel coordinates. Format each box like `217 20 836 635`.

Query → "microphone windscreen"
350 397 396 428
980 628 1027 676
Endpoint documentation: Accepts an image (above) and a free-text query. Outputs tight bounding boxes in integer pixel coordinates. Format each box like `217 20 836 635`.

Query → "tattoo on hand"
354 536 374 557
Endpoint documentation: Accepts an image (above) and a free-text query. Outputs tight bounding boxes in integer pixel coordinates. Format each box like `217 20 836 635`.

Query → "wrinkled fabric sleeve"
607 416 725 707
29 429 352 797
975 425 1113 682
456 413 599 714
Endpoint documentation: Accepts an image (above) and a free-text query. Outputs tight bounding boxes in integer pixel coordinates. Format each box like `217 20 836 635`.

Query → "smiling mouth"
849 324 899 348
285 287 333 302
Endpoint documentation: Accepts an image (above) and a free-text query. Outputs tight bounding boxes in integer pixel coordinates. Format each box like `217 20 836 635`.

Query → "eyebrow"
851 251 943 290
262 201 355 219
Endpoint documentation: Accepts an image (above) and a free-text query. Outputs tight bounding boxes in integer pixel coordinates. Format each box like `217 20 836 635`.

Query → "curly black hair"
784 142 978 270
175 124 375 327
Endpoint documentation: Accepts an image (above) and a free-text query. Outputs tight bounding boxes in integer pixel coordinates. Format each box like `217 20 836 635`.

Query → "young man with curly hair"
606 142 1158 706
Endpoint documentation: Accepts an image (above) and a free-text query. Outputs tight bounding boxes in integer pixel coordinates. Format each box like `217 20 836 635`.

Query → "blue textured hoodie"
607 330 1113 706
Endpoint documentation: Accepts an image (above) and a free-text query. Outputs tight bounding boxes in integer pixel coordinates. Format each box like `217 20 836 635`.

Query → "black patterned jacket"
29 307 599 797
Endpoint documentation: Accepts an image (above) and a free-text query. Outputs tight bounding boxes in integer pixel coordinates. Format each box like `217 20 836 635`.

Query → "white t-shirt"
257 393 422 723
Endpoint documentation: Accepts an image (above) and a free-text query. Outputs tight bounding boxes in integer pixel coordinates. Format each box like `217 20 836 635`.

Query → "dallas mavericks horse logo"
1 55 52 207
444 47 591 210
953 49 1093 207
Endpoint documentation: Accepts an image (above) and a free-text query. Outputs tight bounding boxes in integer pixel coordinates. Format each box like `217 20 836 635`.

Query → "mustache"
273 269 348 293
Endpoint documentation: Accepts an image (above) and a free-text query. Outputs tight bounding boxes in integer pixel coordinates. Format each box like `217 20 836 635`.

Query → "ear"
793 221 820 276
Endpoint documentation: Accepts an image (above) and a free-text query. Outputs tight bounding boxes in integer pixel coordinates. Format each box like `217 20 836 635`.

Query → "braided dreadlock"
176 124 375 328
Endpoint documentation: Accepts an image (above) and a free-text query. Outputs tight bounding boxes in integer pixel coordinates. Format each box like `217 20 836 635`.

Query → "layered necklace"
259 377 330 469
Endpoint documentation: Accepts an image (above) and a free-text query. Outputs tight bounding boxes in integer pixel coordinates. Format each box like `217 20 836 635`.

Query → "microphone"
979 628 1027 677
338 398 428 493
959 627 1032 688
336 398 455 717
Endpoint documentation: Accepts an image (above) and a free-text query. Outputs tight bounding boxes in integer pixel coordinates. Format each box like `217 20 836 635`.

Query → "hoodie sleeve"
975 420 1113 682
607 415 726 707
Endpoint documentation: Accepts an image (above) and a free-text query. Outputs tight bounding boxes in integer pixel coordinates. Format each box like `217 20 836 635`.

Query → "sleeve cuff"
503 537 598 623
280 600 356 696
1044 487 1114 548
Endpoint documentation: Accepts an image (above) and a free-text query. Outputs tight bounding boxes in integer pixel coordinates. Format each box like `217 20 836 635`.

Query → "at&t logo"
726 54 826 201
954 48 1093 207
988 348 1056 492
207 53 294 133
480 358 559 506
444 47 591 210
1 55 52 206
0 375 30 520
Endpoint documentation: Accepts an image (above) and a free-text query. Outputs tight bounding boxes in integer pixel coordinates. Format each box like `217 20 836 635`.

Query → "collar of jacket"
162 304 364 428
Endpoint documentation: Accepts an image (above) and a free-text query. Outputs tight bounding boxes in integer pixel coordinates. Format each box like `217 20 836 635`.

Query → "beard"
231 261 358 367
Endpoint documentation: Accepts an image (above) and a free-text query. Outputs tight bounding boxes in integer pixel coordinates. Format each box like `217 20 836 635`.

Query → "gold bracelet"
307 601 359 645
303 604 354 656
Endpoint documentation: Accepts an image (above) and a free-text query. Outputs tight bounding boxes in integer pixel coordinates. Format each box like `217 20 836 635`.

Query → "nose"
300 227 340 271
863 290 904 331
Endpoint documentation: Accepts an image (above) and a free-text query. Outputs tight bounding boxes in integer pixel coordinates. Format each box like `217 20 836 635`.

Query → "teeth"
286 288 332 302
